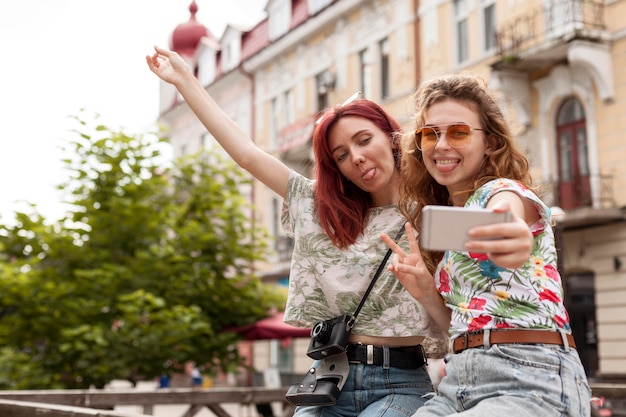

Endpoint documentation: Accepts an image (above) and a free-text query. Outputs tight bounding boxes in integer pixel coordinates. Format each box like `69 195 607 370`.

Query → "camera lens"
311 321 331 343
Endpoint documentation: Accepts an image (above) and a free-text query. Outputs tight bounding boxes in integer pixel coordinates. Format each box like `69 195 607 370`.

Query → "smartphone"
420 206 512 252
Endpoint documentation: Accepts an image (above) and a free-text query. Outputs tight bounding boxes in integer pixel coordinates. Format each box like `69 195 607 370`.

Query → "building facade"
157 0 626 387
157 0 422 380
248 0 423 379
416 0 626 382
243 0 421 284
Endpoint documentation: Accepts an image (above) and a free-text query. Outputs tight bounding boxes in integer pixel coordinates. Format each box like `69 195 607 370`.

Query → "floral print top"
436 178 571 339
282 171 448 357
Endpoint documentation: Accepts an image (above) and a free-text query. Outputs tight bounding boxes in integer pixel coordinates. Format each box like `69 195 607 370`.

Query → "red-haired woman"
147 46 448 417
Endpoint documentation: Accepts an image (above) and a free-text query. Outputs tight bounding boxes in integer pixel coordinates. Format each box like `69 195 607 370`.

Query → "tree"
0 112 285 389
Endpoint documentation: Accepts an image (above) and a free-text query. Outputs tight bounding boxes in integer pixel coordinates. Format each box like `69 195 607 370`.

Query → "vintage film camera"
285 315 353 406
285 314 353 406
285 343 350 406
306 314 352 360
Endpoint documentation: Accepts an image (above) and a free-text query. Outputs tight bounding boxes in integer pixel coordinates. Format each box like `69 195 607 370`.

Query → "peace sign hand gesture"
381 222 434 301
381 222 451 331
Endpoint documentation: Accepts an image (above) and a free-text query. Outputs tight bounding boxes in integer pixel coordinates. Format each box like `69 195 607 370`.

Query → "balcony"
541 173 624 229
493 0 608 72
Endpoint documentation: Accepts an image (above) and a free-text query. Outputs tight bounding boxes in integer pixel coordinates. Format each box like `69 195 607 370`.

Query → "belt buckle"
418 343 427 366
455 332 473 353
460 333 469 352
366 344 374 365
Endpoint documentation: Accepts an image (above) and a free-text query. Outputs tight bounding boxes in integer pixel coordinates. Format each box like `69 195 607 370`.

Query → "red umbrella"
237 312 311 340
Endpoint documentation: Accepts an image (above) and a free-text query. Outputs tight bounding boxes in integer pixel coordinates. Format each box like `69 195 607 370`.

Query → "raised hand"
381 222 433 301
381 222 451 330
145 46 191 86
465 200 534 270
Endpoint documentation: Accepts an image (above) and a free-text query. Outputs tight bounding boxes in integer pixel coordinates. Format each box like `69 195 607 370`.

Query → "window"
482 1 496 51
222 38 242 72
269 0 291 40
270 97 279 149
556 97 590 209
273 197 293 262
379 38 390 99
316 72 330 111
359 48 372 99
220 27 243 72
283 89 294 126
223 42 233 71
197 48 216 85
454 0 469 63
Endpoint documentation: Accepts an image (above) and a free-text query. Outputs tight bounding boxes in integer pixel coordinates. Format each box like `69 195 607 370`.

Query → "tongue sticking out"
362 168 376 180
435 160 458 173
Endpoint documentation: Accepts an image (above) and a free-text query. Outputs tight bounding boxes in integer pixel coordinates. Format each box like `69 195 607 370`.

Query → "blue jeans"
414 344 591 416
293 362 434 417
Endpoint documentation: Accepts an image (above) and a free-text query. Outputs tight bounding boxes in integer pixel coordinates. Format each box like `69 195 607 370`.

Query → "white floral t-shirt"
281 171 448 357
435 178 572 339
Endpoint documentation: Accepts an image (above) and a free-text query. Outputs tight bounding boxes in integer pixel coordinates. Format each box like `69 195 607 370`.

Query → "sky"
0 0 266 222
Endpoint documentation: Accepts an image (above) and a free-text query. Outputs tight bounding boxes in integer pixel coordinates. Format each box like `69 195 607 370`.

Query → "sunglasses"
315 91 365 125
414 123 484 151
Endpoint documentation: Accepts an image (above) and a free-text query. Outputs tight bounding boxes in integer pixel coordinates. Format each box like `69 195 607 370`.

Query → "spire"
169 1 215 57
189 0 199 21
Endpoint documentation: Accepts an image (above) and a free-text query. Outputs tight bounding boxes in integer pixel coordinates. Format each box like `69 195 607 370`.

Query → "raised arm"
466 194 536 269
146 46 290 198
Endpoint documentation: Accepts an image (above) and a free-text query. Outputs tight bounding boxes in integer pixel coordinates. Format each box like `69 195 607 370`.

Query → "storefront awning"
237 312 311 340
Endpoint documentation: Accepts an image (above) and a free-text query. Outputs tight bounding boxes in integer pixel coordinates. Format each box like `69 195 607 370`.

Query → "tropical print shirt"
435 178 572 339
282 171 448 357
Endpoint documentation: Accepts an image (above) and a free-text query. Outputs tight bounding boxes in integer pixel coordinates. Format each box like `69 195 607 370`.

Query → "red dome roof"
169 1 215 57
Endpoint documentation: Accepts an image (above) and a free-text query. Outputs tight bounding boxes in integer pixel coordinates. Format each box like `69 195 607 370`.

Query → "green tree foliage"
0 113 286 389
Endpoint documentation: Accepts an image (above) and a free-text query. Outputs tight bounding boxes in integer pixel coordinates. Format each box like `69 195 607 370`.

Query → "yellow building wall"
254 0 420 152
595 35 626 207
420 0 626 379
564 224 626 376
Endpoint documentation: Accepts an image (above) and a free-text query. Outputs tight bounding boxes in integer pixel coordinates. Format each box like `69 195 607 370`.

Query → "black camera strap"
346 225 405 331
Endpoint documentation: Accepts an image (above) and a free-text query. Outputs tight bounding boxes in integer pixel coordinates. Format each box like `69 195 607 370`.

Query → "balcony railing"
540 173 615 210
495 0 606 59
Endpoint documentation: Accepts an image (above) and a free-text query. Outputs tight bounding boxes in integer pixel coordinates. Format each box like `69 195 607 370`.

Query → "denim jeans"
293 362 434 417
413 344 591 417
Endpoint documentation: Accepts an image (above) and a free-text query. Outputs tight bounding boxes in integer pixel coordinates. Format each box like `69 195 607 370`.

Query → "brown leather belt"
452 329 576 354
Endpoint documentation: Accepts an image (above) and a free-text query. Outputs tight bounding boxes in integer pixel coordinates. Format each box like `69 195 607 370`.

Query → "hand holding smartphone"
420 206 512 252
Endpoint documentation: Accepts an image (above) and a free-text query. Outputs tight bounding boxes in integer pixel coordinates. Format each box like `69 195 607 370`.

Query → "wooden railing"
0 399 146 417
0 386 295 417
0 383 623 416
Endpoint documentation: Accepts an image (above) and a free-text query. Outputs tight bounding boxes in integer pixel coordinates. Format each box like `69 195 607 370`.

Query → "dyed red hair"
312 99 402 249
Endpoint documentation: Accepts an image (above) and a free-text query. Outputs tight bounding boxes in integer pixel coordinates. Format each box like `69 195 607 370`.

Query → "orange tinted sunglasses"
415 123 484 151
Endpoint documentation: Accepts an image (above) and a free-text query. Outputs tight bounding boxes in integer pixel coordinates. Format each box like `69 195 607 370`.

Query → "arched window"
556 97 590 209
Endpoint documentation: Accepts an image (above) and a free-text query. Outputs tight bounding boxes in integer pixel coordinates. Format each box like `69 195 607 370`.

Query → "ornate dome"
169 1 215 57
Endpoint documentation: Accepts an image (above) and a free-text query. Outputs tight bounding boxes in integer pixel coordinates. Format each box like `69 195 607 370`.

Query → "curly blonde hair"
399 74 533 273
